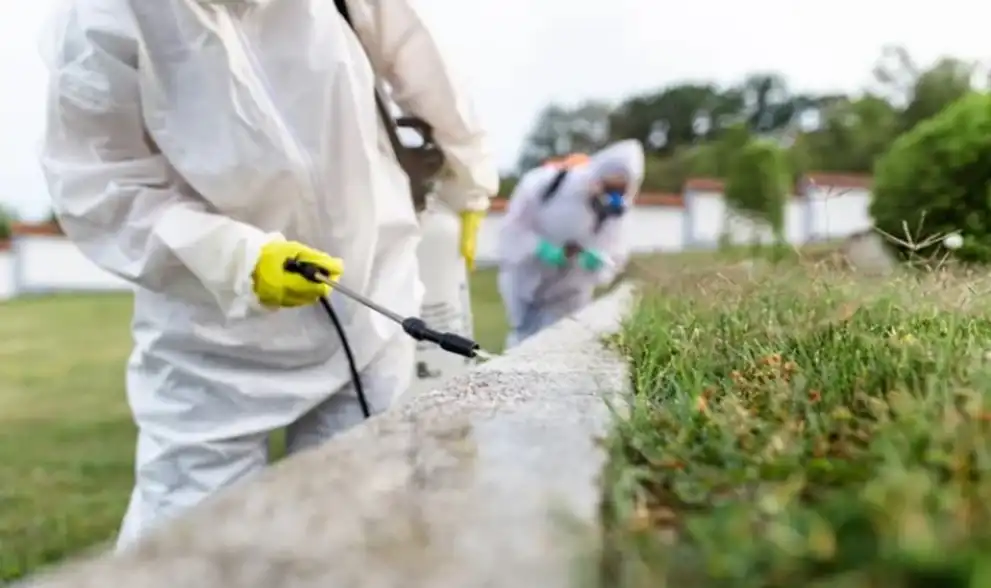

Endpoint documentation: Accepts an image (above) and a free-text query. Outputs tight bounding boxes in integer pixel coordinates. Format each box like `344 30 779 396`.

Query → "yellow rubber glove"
252 240 344 308
459 210 485 271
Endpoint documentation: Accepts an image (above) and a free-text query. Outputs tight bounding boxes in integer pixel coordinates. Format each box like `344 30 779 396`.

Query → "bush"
0 207 13 241
642 141 744 195
643 150 699 193
871 92 991 262
724 139 790 239
497 174 519 198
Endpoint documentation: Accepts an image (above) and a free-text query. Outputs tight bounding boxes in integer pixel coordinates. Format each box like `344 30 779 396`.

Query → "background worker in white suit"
496 140 644 348
40 0 497 549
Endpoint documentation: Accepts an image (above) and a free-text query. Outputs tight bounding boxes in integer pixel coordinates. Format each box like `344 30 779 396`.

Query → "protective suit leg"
285 332 415 455
116 419 270 552
115 331 415 553
504 301 555 349
504 290 593 349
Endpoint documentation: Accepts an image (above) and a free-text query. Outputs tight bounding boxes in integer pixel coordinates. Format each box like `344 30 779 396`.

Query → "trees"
871 92 991 261
871 45 976 132
792 94 900 174
900 57 976 131
724 139 790 242
607 84 744 153
514 45 981 200
0 206 14 241
739 73 795 134
497 174 519 198
515 101 612 171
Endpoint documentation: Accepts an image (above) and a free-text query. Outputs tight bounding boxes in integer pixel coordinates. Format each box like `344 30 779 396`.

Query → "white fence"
0 175 873 301
11 235 131 294
0 248 13 300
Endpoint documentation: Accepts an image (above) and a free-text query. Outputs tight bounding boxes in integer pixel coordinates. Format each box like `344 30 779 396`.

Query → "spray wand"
284 258 495 360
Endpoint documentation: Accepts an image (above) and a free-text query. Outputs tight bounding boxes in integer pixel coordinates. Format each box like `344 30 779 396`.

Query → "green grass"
466 266 506 353
0 270 507 581
605 261 991 587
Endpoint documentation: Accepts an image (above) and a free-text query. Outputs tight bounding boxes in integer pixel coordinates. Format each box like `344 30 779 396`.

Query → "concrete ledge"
16 285 634 588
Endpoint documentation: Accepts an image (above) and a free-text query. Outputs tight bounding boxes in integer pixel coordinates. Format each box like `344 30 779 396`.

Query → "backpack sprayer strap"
539 153 590 204
333 0 445 212
540 168 570 203
539 155 619 235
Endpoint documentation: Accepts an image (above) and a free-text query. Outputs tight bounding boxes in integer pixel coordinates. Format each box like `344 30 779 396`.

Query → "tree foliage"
871 92 991 262
790 94 900 174
724 139 790 237
0 206 14 241
515 45 983 194
515 101 612 171
608 83 744 152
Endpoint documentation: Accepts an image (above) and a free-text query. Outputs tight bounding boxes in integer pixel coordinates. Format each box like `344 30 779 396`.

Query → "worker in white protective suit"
496 140 644 349
40 0 497 550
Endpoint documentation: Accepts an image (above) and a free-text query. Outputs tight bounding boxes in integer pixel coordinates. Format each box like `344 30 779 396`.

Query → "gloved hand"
252 240 344 308
459 210 485 271
578 248 605 272
535 239 568 268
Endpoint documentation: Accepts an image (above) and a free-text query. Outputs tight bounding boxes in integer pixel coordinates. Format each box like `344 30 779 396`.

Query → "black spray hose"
283 257 486 420
316 297 371 419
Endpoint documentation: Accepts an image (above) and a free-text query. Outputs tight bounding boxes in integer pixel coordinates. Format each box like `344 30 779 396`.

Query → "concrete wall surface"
0 250 13 300
14 285 635 588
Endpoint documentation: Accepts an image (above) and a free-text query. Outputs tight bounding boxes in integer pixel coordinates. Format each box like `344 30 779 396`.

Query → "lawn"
605 259 991 587
0 269 508 582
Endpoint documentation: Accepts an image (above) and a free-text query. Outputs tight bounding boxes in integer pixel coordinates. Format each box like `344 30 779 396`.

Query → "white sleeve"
343 0 499 212
496 169 552 267
40 5 275 319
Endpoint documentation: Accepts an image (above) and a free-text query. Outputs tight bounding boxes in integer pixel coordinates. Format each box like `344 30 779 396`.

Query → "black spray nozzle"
283 258 328 282
402 317 480 359
285 257 483 359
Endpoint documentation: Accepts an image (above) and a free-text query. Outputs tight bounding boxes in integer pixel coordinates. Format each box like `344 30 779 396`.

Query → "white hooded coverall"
496 140 644 348
40 0 497 549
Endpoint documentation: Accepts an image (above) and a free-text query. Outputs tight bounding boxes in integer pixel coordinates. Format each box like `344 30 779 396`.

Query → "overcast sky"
2 0 989 220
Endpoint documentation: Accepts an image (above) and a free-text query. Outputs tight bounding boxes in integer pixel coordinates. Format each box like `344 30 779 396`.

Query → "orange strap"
543 153 590 169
